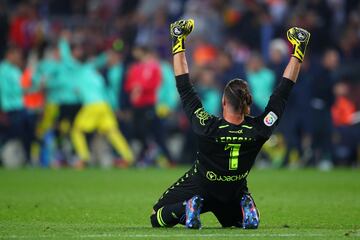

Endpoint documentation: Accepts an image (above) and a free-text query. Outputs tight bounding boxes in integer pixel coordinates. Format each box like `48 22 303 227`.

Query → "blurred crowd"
0 0 359 169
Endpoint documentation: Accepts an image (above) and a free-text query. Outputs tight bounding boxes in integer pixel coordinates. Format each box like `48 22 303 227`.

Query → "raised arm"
256 27 310 137
87 52 108 69
283 57 301 82
173 52 188 76
170 19 216 136
58 37 74 64
171 19 193 76
283 27 310 82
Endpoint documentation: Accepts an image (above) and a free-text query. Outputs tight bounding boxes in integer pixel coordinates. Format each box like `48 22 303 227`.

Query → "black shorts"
153 166 254 227
59 104 82 123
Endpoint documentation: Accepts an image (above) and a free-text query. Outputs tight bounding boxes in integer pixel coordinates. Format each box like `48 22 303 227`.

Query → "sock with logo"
151 202 186 227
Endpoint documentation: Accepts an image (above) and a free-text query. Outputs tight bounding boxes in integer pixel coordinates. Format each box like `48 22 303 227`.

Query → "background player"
150 19 310 229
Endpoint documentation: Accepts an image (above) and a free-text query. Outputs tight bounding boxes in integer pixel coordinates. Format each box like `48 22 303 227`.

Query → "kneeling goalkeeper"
151 19 310 229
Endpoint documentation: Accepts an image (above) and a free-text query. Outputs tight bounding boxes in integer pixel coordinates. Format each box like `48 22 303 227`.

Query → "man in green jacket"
0 46 28 163
33 47 62 139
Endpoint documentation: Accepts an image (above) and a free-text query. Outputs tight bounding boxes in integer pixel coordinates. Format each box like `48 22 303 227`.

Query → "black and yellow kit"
153 73 294 227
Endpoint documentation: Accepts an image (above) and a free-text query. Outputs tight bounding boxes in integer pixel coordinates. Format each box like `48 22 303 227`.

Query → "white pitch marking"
1 233 332 239
80 233 327 238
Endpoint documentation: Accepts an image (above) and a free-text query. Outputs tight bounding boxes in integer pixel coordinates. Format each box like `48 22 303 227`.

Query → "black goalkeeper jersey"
176 74 294 201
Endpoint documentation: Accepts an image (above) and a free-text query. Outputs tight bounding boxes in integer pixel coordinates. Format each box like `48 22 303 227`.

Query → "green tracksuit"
0 60 24 112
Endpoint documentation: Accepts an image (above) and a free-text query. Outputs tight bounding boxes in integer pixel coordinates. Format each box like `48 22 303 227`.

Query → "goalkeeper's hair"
224 79 252 114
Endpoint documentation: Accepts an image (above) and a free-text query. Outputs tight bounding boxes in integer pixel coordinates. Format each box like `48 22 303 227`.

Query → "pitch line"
81 233 327 238
1 233 341 239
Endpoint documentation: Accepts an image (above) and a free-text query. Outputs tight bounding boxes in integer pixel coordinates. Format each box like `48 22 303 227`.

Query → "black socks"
151 201 186 227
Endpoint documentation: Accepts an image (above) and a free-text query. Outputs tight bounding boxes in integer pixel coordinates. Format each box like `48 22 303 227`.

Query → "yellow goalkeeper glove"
287 27 310 62
170 19 194 55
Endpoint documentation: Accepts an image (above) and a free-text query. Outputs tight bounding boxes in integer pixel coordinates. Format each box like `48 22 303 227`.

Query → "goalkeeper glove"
170 19 194 55
287 27 310 62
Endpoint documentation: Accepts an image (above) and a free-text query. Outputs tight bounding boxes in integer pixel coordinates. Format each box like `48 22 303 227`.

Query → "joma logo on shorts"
206 171 248 182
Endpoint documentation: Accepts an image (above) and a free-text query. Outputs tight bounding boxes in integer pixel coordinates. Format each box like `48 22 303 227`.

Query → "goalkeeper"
150 19 310 229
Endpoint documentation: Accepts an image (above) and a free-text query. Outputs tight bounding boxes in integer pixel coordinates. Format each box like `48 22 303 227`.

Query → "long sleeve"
87 52 108 69
255 77 295 138
58 38 75 65
175 73 217 136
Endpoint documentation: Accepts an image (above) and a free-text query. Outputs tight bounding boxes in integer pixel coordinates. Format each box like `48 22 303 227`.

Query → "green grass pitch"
0 167 359 239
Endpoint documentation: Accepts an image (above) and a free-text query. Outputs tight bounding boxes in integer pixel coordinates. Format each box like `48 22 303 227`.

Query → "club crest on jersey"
263 111 278 127
194 108 210 126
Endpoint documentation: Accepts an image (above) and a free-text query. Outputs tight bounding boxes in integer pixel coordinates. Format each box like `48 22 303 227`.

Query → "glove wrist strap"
172 37 186 55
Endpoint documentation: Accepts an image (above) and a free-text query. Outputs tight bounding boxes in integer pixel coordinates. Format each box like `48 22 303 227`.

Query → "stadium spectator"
135 8 170 59
182 0 224 45
81 38 125 113
196 67 221 116
268 39 288 86
34 46 61 140
332 80 360 166
157 61 178 119
215 49 246 88
32 45 68 167
308 49 338 167
278 59 313 167
125 46 173 166
332 82 356 127
0 2 9 59
0 46 28 164
246 53 275 116
49 34 83 165
21 64 44 164
156 59 179 164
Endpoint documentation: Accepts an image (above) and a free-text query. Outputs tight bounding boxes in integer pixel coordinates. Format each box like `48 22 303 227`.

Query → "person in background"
32 46 64 166
89 39 134 167
103 40 125 112
277 58 312 167
0 2 8 59
246 53 275 116
40 36 85 165
33 46 61 139
332 81 356 127
197 67 221 116
308 49 337 167
61 36 134 168
331 80 359 166
57 35 83 139
155 59 179 165
268 39 288 86
157 60 178 120
21 62 44 164
125 46 171 166
0 46 27 163
216 50 246 88
80 39 126 118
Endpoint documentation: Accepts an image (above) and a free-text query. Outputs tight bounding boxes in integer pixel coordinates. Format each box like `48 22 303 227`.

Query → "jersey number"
225 144 241 170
